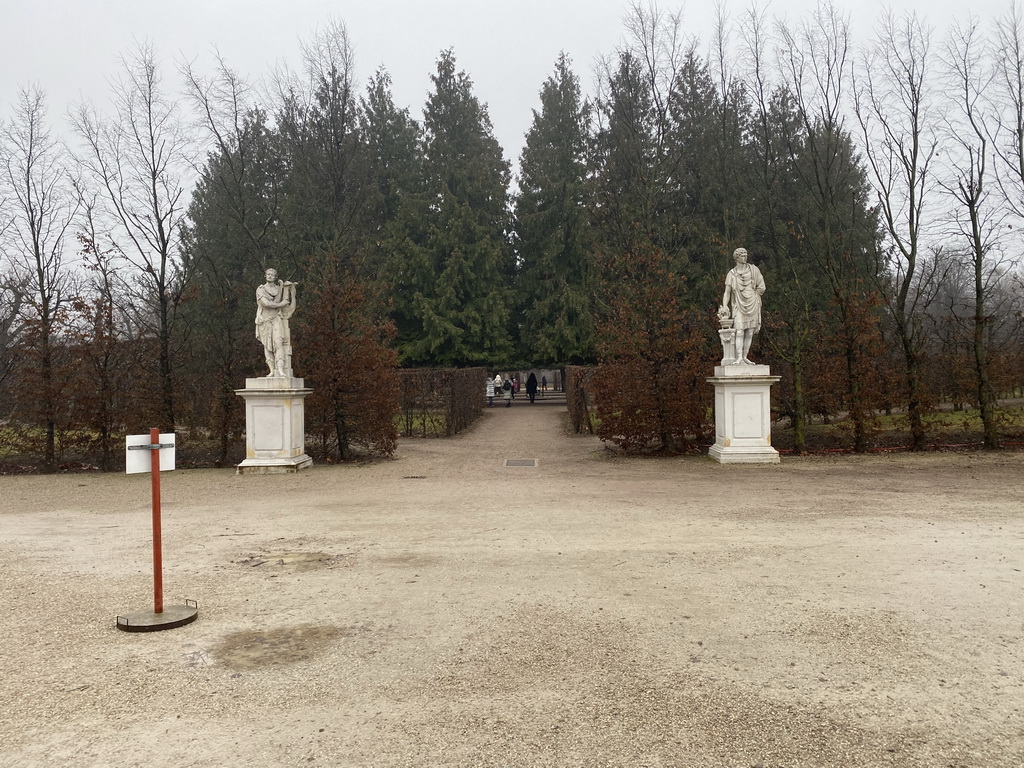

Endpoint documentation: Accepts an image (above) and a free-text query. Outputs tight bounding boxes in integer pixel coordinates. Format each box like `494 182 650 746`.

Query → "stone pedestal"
717 321 737 366
707 365 780 464
235 377 312 474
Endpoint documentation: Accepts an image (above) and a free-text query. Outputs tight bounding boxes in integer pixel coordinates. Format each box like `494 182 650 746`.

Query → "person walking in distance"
526 372 538 404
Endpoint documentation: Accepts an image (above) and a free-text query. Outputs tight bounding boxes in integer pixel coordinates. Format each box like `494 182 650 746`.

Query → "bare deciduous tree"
182 53 279 265
1 86 81 470
854 11 940 450
73 194 136 471
0 154 22 402
739 5 816 452
940 18 1009 448
71 42 195 431
778 1 883 453
992 2 1024 216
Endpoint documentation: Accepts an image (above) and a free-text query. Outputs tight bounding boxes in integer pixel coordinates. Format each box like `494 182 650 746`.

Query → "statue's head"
265 268 278 282
732 247 748 263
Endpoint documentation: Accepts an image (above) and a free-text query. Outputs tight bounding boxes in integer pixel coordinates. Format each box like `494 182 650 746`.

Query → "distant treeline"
2 5 1023 470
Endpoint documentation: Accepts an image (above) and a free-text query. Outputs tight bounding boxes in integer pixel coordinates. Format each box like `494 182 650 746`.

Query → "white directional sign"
125 433 176 474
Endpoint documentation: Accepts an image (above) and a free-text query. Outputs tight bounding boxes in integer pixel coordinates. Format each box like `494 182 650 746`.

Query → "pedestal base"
707 365 780 464
235 377 313 474
235 454 314 474
707 442 781 464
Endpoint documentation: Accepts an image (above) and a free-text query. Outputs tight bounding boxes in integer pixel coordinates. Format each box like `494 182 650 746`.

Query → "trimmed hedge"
397 367 486 438
565 365 596 434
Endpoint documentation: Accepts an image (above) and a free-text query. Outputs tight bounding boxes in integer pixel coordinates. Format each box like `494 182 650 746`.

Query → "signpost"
116 429 198 632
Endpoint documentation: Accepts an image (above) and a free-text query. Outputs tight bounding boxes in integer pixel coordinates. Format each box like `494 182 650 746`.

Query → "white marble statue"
719 247 765 365
255 268 297 378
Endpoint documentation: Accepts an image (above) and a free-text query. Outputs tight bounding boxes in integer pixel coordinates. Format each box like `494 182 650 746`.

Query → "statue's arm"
257 284 289 309
721 271 734 309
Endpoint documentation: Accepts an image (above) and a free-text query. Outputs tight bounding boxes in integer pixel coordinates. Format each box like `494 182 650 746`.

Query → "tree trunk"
100 422 112 473
45 420 55 473
974 275 999 450
100 349 118 472
900 325 926 451
846 337 868 454
791 357 806 455
335 399 349 461
218 384 232 466
42 334 56 473
965 186 999 450
159 297 176 431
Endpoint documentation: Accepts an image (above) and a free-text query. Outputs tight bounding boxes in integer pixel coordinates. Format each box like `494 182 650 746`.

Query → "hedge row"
565 365 596 435
397 367 486 438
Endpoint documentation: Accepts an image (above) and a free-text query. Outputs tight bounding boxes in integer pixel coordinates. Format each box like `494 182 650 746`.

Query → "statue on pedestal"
718 248 765 365
256 268 297 378
708 247 779 463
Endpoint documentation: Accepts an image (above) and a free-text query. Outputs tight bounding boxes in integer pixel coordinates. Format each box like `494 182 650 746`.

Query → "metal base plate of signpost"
116 600 199 633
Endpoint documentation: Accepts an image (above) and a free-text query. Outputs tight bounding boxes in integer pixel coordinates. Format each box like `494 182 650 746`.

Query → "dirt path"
1 398 1022 767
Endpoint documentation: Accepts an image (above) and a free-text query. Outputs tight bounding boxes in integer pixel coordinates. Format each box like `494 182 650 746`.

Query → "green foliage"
384 51 514 367
180 107 285 463
664 52 756 304
360 68 422 284
515 54 595 365
590 51 663 251
274 40 374 272
10 12 1024 473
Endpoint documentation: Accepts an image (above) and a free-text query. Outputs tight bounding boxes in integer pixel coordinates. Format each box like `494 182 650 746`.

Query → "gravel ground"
1 396 1022 767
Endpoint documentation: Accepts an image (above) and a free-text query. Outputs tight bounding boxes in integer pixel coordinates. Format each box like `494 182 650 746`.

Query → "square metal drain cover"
505 458 538 467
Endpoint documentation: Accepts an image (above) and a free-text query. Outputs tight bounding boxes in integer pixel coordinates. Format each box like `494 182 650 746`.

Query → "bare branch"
69 42 196 429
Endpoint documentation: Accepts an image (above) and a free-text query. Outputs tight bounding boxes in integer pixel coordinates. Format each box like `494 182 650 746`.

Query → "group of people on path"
486 372 542 407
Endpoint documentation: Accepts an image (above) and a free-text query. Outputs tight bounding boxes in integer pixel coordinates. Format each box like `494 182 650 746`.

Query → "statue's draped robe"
725 264 765 331
256 282 295 375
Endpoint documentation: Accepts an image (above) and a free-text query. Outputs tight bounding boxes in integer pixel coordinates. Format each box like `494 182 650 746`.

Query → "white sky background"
1 0 1014 170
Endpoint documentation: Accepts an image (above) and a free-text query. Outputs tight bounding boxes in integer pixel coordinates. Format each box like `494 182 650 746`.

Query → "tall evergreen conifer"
359 70 422 297
388 50 514 367
515 54 594 365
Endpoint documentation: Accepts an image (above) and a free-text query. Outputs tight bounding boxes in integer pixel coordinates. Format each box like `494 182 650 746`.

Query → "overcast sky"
2 0 1012 169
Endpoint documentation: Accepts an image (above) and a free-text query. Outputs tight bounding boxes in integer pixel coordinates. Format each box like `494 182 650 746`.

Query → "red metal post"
150 427 164 614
